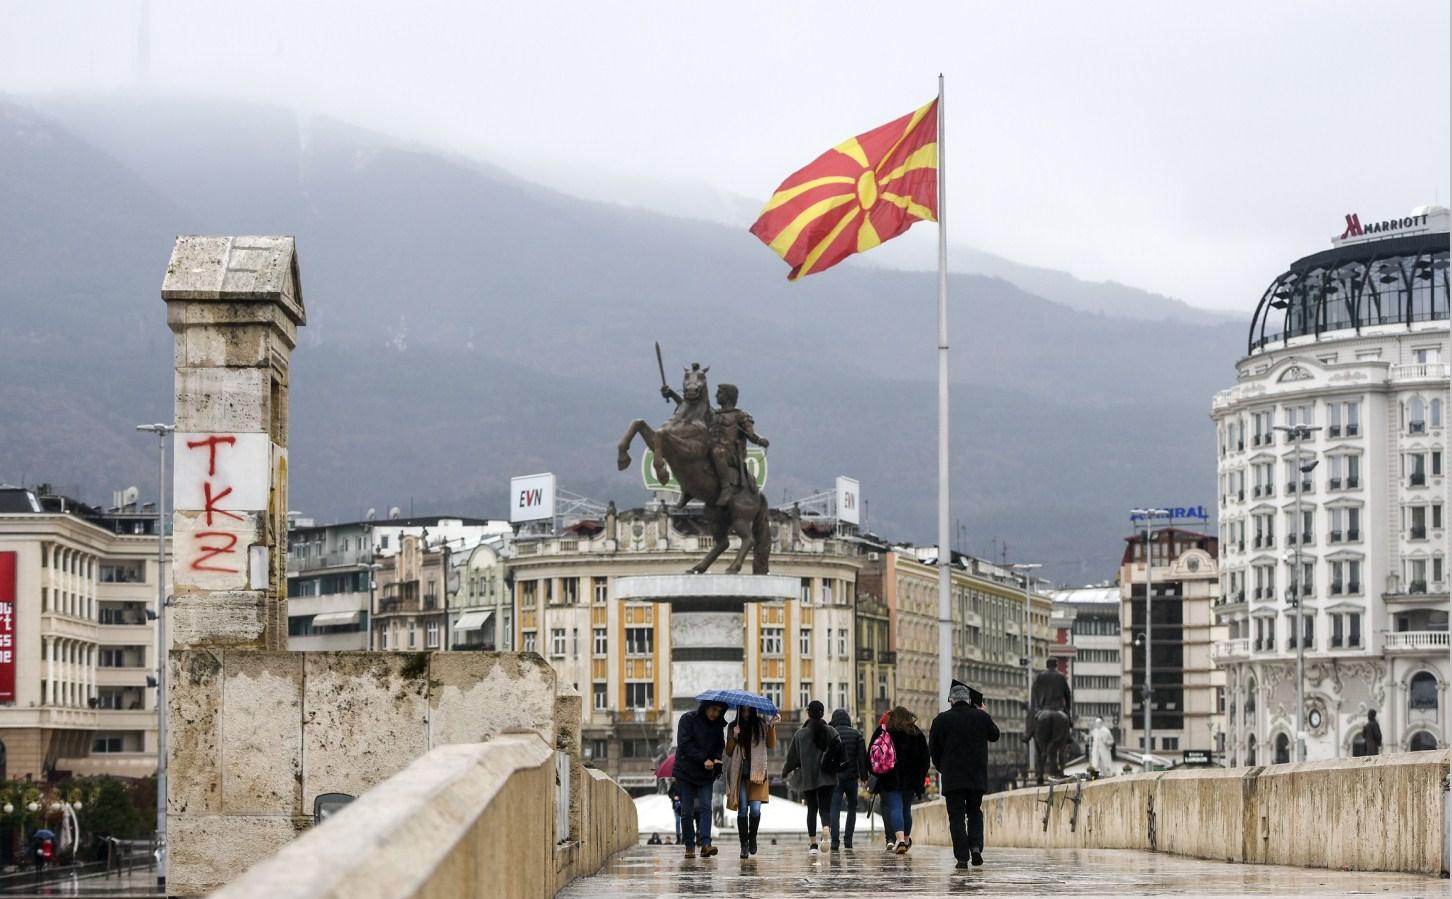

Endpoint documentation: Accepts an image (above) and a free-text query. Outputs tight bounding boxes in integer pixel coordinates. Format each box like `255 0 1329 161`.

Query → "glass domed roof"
1249 229 1450 354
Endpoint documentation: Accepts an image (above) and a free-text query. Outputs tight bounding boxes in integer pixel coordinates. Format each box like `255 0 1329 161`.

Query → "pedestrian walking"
869 705 930 854
675 700 729 858
1363 710 1383 756
667 783 683 844
781 700 845 855
827 708 869 850
725 706 779 858
929 680 1000 869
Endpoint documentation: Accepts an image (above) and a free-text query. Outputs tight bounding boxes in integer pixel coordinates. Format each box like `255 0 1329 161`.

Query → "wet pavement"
561 838 1445 898
0 867 160 898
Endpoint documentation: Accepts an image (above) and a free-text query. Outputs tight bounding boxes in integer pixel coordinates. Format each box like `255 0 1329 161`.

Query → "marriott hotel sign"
1333 208 1446 246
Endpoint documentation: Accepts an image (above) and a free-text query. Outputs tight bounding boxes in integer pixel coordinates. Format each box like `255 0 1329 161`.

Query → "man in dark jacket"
929 681 1000 869
675 701 728 858
827 708 869 850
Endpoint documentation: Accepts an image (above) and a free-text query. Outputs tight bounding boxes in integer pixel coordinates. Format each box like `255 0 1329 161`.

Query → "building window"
800 578 813 605
799 681 813 710
92 735 124 753
523 630 537 653
521 581 538 608
625 681 654 709
1409 671 1439 710
1161 737 1179 751
822 580 835 605
381 626 390 650
550 628 567 658
761 627 784 656
407 620 417 648
593 627 608 657
799 628 811 656
836 628 847 658
425 620 439 648
593 682 608 711
587 738 608 760
593 577 608 604
626 627 654 656
761 680 784 711
562 578 580 604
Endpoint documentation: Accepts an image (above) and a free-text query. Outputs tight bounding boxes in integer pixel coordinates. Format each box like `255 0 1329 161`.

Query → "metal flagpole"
935 73 953 711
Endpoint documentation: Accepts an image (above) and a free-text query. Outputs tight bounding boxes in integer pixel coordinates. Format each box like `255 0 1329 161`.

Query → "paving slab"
562 840 1445 897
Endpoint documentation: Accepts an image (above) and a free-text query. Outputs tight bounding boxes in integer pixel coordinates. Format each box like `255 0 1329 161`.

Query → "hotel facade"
1210 205 1451 761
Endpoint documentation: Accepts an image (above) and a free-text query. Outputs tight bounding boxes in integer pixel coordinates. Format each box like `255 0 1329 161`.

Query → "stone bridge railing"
911 750 1450 876
209 733 637 898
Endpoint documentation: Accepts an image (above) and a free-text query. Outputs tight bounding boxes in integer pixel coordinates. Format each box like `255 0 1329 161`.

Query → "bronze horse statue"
1032 709 1072 785
617 363 771 575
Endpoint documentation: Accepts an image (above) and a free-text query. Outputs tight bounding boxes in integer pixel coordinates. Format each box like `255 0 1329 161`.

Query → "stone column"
161 237 305 650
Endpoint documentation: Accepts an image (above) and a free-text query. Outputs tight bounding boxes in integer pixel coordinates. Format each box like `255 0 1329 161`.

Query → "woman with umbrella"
724 702 779 858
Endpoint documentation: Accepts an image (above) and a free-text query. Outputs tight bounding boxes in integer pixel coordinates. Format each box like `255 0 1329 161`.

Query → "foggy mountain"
0 96 1245 582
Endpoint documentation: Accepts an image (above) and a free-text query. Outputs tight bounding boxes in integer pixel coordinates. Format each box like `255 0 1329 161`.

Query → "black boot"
738 818 750 858
748 813 761 855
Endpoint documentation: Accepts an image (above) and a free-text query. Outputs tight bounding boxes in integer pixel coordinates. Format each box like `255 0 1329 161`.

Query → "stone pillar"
162 236 305 650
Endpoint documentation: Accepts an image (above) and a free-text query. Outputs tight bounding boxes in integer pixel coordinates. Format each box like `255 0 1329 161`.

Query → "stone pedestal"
614 575 795 733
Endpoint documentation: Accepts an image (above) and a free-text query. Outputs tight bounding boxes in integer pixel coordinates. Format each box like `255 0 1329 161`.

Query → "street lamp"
1273 423 1320 763
136 422 173 889
1131 508 1169 772
1012 562 1042 778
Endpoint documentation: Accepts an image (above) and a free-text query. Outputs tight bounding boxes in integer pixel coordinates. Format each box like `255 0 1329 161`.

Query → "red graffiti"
186 435 237 476
192 531 240 573
202 483 244 526
184 434 244 573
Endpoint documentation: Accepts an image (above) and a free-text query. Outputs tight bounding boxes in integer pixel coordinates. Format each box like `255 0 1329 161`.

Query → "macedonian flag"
750 99 938 280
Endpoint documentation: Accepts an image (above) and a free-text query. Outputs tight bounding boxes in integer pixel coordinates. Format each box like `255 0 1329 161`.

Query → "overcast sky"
4 1 1448 311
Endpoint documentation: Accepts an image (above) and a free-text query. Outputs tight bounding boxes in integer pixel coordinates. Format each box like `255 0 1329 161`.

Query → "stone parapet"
910 750 1450 876
208 734 637 899
167 650 565 895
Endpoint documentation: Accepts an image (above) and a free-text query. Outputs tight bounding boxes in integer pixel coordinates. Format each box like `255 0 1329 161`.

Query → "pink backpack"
869 730 896 775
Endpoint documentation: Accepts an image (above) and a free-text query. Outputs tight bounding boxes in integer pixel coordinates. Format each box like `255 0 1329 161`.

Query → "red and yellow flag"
750 99 938 280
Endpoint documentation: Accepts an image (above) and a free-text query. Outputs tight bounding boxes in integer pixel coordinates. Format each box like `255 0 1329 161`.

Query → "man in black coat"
827 708 869 849
929 681 1000 869
1362 709 1383 756
675 701 728 857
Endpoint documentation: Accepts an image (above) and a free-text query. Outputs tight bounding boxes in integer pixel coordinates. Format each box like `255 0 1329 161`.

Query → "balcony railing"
1390 362 1451 382
856 647 874 662
1408 422 1427 435
1410 526 1427 540
1348 528 1360 541
1329 477 1341 490
1410 473 1426 487
877 650 897 665
1383 630 1450 651
1329 529 1342 543
1211 638 1251 661
1408 580 1428 594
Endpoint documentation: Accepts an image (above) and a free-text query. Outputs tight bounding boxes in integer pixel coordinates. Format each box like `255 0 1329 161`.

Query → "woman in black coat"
869 706 930 853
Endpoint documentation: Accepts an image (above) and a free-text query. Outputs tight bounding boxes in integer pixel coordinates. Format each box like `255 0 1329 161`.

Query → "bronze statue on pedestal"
617 349 771 575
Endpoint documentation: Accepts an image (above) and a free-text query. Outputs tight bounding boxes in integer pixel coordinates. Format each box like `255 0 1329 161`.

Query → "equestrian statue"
617 346 771 575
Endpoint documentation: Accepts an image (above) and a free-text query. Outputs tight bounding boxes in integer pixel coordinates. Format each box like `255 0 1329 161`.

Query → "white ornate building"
1211 205 1451 762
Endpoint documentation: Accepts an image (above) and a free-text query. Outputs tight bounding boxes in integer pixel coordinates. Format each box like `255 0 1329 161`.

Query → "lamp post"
1273 423 1320 763
1012 562 1042 778
1131 508 1169 772
135 422 172 888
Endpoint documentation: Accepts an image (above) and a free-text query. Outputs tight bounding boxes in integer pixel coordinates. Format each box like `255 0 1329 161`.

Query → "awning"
454 610 494 631
312 610 361 627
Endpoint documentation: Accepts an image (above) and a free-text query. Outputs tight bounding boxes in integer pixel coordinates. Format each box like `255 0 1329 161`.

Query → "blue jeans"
880 789 915 837
829 776 858 844
737 779 762 818
678 780 714 848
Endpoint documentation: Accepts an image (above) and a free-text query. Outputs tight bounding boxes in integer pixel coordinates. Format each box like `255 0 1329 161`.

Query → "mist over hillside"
0 96 1246 582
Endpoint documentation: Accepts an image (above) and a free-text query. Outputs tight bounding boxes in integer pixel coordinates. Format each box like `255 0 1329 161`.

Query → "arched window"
1245 734 1257 766
1244 680 1256 722
1409 397 1426 431
1274 733 1291 764
1409 671 1439 710
1409 731 1439 752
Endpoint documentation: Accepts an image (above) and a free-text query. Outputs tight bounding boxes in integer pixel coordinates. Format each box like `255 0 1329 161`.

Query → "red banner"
0 551 15 702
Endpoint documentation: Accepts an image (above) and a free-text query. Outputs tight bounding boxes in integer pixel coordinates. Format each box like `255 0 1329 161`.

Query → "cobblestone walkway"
561 839 1443 898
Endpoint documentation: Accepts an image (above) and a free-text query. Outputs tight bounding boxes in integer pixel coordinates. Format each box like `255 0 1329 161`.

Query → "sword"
655 341 671 403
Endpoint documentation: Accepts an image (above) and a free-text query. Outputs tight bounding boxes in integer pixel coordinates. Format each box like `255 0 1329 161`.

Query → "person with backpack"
869 705 930 854
724 706 778 858
675 699 729 858
827 707 869 850
781 700 843 855
929 680 1001 868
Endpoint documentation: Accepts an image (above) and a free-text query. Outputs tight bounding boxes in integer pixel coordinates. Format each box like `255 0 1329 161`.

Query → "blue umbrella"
695 689 777 716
